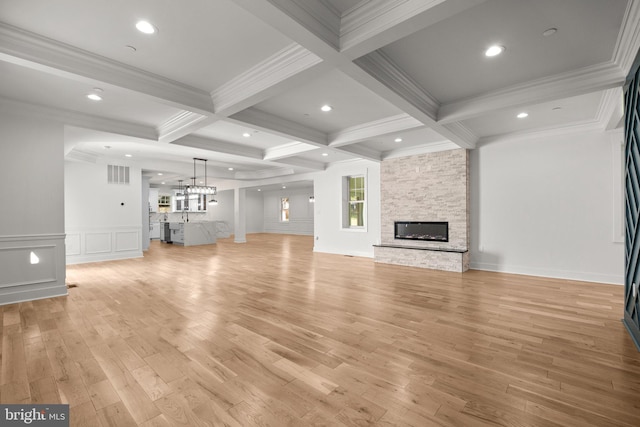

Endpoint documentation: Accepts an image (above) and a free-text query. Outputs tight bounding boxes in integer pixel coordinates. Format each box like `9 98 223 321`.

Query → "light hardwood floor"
1 234 639 426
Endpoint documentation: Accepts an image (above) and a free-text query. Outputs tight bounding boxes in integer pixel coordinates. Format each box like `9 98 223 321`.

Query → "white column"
234 188 247 243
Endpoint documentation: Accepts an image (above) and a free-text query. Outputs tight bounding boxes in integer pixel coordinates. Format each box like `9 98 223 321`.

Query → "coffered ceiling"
0 0 637 187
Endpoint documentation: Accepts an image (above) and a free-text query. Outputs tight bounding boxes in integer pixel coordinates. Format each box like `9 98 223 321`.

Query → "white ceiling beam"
382 140 458 160
232 0 341 59
340 0 487 59
157 112 219 144
234 167 296 180
335 144 382 162
438 62 625 124
264 141 318 160
329 114 422 147
347 53 476 148
270 156 326 171
172 135 264 160
612 0 640 73
0 23 215 115
229 107 328 146
211 44 327 117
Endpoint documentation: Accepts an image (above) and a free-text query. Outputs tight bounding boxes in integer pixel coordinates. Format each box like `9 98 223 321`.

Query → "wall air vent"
107 165 130 185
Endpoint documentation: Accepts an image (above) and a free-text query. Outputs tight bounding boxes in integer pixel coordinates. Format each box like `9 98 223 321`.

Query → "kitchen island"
161 221 217 246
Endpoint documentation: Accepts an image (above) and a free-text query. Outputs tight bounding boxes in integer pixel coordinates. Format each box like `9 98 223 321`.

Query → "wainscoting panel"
0 234 67 305
85 232 112 254
66 226 142 264
115 231 139 252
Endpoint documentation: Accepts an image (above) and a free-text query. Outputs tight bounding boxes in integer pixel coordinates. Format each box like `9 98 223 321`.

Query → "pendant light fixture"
183 158 217 204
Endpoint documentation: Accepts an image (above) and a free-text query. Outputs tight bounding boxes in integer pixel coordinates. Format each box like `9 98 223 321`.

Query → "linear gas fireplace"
395 221 448 242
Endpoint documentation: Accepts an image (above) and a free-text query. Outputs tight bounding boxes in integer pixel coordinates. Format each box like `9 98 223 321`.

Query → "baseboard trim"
66 251 143 265
313 247 373 258
0 285 68 306
470 262 623 285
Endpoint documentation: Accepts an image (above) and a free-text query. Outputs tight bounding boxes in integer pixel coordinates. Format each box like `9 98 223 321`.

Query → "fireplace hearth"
395 221 448 242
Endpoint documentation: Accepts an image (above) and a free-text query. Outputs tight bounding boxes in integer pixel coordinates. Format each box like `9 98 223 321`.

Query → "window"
343 175 365 228
280 197 290 222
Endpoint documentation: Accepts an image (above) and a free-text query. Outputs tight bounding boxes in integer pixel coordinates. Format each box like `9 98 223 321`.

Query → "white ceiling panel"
0 0 292 92
194 120 295 150
252 69 404 134
0 61 180 127
381 0 627 104
462 91 605 138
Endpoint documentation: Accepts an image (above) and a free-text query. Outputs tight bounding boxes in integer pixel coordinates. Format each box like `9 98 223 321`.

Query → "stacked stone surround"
375 149 470 272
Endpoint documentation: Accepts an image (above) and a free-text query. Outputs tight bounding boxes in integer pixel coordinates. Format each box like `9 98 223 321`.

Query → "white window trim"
341 172 368 232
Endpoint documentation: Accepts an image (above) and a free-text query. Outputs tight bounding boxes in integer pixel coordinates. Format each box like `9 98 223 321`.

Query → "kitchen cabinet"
150 222 161 239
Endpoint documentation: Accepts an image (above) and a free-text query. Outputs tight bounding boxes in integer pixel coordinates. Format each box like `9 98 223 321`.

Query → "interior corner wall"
201 189 265 235
263 186 314 235
313 160 381 258
470 128 624 284
0 109 67 305
65 160 143 264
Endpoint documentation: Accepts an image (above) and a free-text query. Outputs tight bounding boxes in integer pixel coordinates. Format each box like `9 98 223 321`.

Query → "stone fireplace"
374 149 469 272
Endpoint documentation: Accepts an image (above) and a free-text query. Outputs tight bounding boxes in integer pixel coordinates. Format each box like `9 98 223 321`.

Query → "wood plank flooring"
1 233 639 426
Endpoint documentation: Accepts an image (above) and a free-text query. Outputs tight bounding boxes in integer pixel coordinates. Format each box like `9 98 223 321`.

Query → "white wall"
0 109 67 304
65 160 143 264
314 160 381 258
470 128 624 284
263 186 314 235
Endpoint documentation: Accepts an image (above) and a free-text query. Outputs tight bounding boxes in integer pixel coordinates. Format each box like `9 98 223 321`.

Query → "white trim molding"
0 233 67 305
65 226 143 265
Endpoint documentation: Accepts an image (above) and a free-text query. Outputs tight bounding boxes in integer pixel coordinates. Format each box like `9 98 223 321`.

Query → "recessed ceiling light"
282 186 286 189
136 20 157 34
257 189 261 192
242 132 251 138
321 105 332 112
125 154 133 157
126 45 137 52
322 153 329 157
157 173 163 176
161 181 165 185
517 112 529 119
394 138 403 143
87 93 102 101
543 28 558 37
485 45 505 57
228 167 234 171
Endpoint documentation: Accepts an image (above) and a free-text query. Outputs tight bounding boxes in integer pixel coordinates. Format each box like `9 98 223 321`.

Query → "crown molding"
382 140 459 160
328 114 422 147
0 23 214 115
211 44 323 116
0 96 157 141
66 149 98 163
173 135 264 160
612 0 640 73
597 87 625 131
264 141 318 160
478 118 605 147
229 107 328 146
340 0 486 58
353 50 439 120
157 111 215 144
438 62 625 124
439 122 477 149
